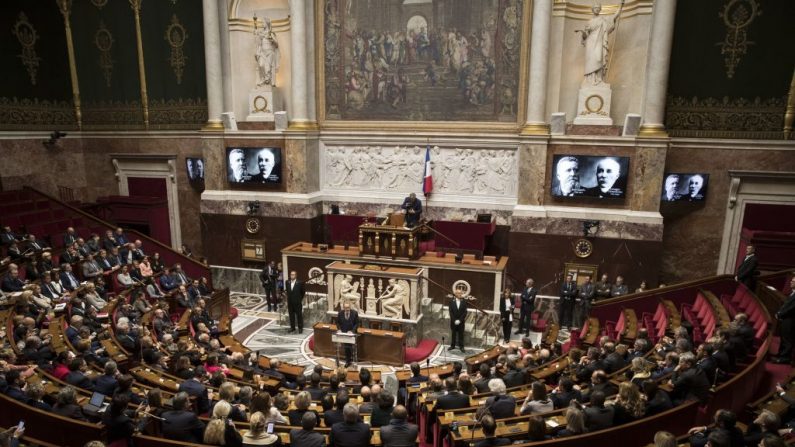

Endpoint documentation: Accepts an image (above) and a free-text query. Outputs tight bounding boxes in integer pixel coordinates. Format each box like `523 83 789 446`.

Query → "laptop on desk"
83 391 109 414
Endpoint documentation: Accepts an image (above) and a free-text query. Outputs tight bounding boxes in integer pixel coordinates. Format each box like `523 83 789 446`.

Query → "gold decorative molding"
784 66 795 139
95 20 115 87
288 120 320 131
164 14 188 84
13 12 42 86
57 0 82 129
637 124 668 138
717 0 761 79
520 123 550 136
149 98 208 129
0 97 76 130
553 0 651 20
666 95 787 139
82 100 143 129
201 121 225 132
129 0 149 128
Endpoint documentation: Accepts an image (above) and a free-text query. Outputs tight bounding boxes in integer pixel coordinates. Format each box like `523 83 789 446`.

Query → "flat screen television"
226 147 282 185
660 173 709 202
550 154 630 199
186 157 204 183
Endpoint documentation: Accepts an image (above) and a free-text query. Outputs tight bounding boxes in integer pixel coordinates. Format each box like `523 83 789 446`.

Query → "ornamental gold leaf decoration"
717 0 761 79
90 0 108 9
666 95 786 139
13 12 42 86
164 14 188 84
95 20 115 87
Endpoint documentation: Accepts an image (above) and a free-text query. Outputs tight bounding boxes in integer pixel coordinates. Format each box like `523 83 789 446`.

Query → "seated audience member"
609 382 646 425
160 269 178 291
179 366 211 415
116 264 135 287
670 352 710 404
163 392 206 443
3 370 27 402
93 360 120 396
1 268 25 293
305 372 327 401
288 391 318 427
653 431 678 447
199 276 213 295
629 357 653 388
436 376 470 410
65 357 94 391
521 381 554 415
239 412 281 446
103 394 136 447
204 400 243 447
484 378 516 419
60 263 81 291
150 252 165 273
115 374 145 405
474 363 492 394
743 410 781 446
330 403 371 447
584 391 614 431
687 409 745 447
408 362 429 383
52 386 87 421
212 382 247 422
551 377 582 409
25 382 52 411
474 414 511 447
0 225 22 245
52 351 73 380
379 405 418 447
324 390 348 428
556 404 587 438
371 390 396 428
289 411 324 447
643 380 673 416
583 369 618 403
81 253 103 280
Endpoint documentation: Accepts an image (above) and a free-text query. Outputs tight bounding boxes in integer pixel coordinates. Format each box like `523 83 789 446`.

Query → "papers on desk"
545 419 560 428
54 303 67 312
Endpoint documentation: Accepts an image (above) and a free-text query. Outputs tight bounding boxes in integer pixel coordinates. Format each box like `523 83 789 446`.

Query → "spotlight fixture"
246 201 260 215
582 220 600 237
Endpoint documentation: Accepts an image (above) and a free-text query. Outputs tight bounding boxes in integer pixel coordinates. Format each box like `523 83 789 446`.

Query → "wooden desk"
395 363 455 382
622 309 638 341
312 322 406 366
531 357 571 381
358 221 421 260
465 345 506 373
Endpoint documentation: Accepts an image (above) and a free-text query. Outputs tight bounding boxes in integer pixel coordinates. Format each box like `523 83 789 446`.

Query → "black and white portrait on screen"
551 155 629 199
660 173 709 202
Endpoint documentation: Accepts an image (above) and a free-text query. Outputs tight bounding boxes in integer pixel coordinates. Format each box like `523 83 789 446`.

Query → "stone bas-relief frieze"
323 145 517 197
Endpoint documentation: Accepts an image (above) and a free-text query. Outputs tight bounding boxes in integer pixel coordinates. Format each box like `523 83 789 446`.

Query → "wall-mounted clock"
574 238 594 258
245 217 261 234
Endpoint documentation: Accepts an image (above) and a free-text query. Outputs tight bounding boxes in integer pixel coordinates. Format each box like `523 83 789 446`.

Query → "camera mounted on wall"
246 201 260 215
43 131 67 148
582 220 600 238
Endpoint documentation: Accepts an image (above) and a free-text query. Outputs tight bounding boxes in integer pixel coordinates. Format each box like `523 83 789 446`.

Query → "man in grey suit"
290 411 325 447
379 405 418 447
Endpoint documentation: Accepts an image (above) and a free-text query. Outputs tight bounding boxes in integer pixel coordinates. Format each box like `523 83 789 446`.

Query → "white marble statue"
576 1 624 85
379 278 409 319
254 17 280 88
339 274 361 312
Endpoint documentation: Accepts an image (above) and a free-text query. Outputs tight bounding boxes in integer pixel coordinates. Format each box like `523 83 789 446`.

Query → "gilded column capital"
56 0 73 18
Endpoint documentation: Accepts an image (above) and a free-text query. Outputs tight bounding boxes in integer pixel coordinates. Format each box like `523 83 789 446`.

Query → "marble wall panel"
517 142 549 206
661 145 795 282
631 145 667 212
0 138 89 198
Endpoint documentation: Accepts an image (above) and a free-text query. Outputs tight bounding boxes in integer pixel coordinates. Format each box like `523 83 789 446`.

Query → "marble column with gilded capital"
217 0 234 116
522 0 553 135
289 0 310 128
202 0 224 130
638 0 677 137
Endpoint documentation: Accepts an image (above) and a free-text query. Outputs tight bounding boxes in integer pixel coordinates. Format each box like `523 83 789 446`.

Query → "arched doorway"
406 15 427 36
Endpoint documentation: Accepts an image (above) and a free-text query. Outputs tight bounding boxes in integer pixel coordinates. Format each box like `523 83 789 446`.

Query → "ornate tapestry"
321 0 525 123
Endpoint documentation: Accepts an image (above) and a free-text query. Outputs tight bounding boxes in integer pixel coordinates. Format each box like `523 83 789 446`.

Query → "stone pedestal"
247 86 281 122
573 83 613 125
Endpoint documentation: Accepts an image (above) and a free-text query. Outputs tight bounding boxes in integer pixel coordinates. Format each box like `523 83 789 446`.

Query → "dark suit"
400 196 422 227
1 274 24 292
260 265 279 311
286 279 305 332
584 405 614 431
776 291 795 360
502 368 525 388
324 409 345 428
60 270 80 291
178 378 210 415
518 286 536 335
380 419 419 447
499 296 514 343
65 371 94 391
435 391 470 410
485 394 516 419
93 374 119 396
559 281 578 328
736 253 759 290
576 282 595 327
337 309 359 364
330 421 371 447
671 367 710 404
474 437 512 447
290 428 325 447
161 410 205 443
449 298 467 350
53 404 87 421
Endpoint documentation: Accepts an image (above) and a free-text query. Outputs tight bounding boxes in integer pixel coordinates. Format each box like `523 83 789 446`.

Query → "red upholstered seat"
531 311 546 332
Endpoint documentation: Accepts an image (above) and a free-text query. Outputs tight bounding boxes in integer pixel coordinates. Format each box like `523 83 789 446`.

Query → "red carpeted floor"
308 336 438 365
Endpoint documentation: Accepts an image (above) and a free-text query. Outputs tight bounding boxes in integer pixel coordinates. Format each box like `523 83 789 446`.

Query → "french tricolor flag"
422 145 433 197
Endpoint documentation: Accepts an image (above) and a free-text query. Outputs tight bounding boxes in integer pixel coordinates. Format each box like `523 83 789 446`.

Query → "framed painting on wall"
317 0 530 129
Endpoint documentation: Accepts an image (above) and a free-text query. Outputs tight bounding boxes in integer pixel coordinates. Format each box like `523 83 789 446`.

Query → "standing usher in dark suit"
517 282 536 336
559 278 578 328
775 284 795 362
286 274 305 333
736 251 759 290
259 262 279 312
576 280 595 328
449 295 468 351
337 307 359 365
499 292 514 343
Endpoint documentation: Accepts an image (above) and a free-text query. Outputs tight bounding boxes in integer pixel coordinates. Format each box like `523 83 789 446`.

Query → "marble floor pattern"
229 291 553 379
